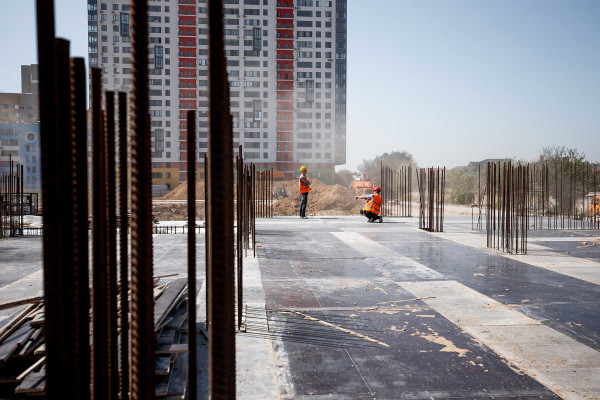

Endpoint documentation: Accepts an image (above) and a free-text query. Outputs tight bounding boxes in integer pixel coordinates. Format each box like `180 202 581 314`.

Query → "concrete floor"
1 216 599 399
245 216 600 400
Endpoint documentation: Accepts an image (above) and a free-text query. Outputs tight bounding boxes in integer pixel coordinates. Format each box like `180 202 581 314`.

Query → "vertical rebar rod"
35 0 64 396
71 57 91 400
56 38 78 399
91 68 110 400
130 0 155 397
106 91 120 400
117 91 129 400
208 0 236 396
236 153 242 330
252 163 256 256
204 153 209 328
187 110 198 400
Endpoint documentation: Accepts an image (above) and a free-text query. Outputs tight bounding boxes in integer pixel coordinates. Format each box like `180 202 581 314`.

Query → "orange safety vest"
299 176 311 194
363 194 381 215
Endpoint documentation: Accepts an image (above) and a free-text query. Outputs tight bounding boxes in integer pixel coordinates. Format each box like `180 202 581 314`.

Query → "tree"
335 169 355 188
447 169 477 205
538 145 586 165
357 151 416 181
536 145 592 198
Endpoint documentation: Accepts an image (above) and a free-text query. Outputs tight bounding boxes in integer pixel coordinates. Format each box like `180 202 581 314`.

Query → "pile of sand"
158 178 367 217
272 179 365 216
162 181 206 200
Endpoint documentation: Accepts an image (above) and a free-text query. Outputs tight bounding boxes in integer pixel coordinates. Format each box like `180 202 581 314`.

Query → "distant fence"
3 226 204 237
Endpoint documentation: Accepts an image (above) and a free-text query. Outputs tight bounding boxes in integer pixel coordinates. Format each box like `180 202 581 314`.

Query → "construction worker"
356 187 382 222
299 165 311 219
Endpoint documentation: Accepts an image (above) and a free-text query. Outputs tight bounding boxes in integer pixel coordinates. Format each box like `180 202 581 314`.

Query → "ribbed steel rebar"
118 91 130 400
106 91 120 400
57 37 78 398
35 0 64 396
208 0 236 396
129 0 155 398
71 57 91 400
91 68 110 400
187 110 198 400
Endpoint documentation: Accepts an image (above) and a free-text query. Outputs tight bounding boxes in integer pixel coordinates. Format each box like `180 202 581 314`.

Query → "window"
155 45 163 68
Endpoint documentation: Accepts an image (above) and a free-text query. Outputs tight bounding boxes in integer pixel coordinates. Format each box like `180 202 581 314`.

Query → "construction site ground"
1 216 600 399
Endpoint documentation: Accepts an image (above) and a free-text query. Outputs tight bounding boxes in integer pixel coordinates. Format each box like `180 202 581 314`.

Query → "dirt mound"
273 178 365 216
162 181 206 200
160 177 367 217
152 203 205 221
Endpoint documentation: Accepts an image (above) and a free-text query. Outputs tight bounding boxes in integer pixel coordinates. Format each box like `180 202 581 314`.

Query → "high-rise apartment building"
87 0 346 187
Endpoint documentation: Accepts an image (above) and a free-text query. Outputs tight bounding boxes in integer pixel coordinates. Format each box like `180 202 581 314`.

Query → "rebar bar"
129 0 155 397
187 110 198 400
117 91 129 400
207 0 236 396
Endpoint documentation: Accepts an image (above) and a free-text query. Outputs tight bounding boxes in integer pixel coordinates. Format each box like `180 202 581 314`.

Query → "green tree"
335 169 355 188
536 145 594 196
448 169 477 205
357 151 416 181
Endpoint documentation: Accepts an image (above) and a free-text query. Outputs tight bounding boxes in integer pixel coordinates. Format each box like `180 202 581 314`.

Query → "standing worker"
356 187 382 222
299 165 311 219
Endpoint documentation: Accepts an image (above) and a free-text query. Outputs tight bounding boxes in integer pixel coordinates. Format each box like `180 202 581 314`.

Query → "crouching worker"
356 187 382 222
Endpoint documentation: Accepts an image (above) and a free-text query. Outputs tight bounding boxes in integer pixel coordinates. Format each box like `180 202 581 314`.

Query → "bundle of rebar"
379 163 412 218
30 0 237 399
0 156 25 239
417 167 446 232
255 168 274 219
477 160 600 232
485 161 529 254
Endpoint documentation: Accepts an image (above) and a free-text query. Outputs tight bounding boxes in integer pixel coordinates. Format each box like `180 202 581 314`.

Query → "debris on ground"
272 179 365 216
153 203 205 221
0 278 190 398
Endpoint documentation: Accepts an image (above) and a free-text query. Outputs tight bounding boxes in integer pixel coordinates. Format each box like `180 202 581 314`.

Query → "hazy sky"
1 0 599 170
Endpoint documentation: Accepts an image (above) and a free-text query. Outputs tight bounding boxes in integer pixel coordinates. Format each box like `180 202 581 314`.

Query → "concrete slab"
428 229 600 285
253 218 564 399
236 255 280 400
398 279 600 400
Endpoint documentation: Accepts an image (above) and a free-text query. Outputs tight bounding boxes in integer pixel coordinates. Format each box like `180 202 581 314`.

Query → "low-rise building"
0 65 41 193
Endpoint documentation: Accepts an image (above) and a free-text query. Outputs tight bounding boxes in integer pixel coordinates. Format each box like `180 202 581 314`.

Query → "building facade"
0 65 41 192
0 124 41 192
87 0 346 186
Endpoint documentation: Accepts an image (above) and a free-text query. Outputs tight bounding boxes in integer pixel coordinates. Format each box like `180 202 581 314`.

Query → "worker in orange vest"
356 187 382 222
299 165 311 219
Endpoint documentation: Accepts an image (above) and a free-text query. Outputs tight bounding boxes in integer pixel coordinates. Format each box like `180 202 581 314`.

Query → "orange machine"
590 196 600 216
352 181 373 196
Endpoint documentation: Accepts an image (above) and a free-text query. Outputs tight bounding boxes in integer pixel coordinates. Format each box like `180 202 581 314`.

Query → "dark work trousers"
363 210 380 221
300 192 309 217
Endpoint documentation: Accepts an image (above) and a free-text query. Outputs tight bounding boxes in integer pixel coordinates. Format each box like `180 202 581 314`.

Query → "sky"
1 0 599 170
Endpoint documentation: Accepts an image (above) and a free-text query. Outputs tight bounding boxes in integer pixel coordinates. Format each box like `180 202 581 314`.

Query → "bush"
448 169 477 205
